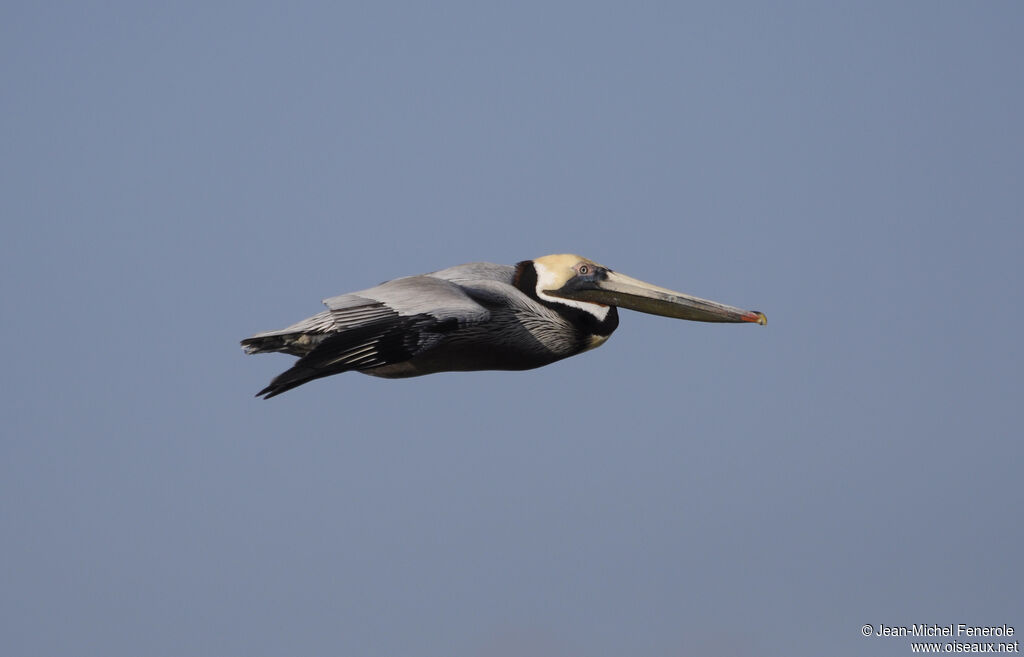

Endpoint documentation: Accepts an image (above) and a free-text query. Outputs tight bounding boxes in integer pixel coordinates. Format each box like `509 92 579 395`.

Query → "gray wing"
241 274 493 398
426 262 515 286
425 262 531 309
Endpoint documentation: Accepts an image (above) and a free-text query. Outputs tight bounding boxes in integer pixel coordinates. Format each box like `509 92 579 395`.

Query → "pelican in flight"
242 254 766 398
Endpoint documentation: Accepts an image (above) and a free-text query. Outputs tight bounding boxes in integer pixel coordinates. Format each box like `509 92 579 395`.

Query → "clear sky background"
3 3 1022 656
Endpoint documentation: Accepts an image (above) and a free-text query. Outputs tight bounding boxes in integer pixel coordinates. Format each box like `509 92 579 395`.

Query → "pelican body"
242 254 765 398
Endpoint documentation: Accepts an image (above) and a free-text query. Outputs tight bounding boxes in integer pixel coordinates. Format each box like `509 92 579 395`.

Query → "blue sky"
3 2 1022 656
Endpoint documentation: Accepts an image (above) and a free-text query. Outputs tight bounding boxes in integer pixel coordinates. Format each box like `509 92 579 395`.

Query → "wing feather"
247 275 493 398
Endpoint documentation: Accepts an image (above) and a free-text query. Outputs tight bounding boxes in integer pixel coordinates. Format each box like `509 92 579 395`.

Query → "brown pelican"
242 254 766 399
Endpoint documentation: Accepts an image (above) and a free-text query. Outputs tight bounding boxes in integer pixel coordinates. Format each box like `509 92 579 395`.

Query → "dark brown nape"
512 260 539 299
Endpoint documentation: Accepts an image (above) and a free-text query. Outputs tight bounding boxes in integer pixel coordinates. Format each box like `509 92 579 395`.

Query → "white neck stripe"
533 262 611 321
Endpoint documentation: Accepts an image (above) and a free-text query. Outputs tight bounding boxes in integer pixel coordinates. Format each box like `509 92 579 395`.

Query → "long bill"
551 270 767 324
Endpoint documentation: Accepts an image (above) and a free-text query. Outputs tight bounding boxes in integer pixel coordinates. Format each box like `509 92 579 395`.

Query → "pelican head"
528 254 767 325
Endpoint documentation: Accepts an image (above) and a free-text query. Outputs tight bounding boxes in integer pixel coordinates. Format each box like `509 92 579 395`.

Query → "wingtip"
254 385 276 400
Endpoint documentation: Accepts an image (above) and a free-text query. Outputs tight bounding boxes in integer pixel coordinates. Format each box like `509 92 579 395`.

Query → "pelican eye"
577 264 590 275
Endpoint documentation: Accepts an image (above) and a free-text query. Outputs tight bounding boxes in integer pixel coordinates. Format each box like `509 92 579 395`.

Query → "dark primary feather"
254 313 454 399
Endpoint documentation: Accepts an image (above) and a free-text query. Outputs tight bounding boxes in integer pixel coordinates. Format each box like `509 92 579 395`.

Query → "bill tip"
745 311 767 326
